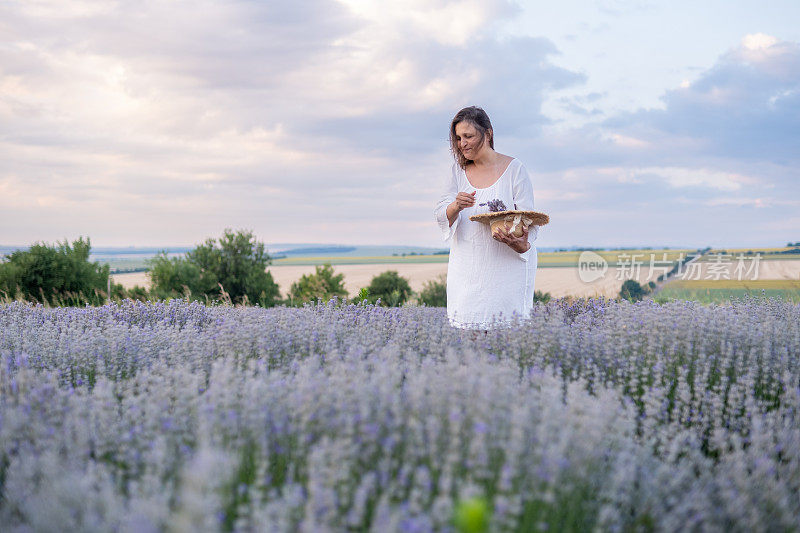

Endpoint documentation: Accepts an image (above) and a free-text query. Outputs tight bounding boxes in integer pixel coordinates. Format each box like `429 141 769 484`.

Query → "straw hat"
470 209 550 238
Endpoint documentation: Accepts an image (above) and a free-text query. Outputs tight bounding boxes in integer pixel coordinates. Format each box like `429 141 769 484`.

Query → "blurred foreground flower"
453 497 490 533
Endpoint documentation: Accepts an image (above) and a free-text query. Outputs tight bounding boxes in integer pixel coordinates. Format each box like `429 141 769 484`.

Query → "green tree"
148 229 280 306
350 287 372 305
367 270 412 307
147 253 210 300
619 279 648 302
417 275 447 307
534 290 551 304
288 264 347 305
123 285 150 302
0 237 109 305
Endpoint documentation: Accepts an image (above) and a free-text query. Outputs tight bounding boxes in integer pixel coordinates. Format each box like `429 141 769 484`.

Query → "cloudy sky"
1 0 799 249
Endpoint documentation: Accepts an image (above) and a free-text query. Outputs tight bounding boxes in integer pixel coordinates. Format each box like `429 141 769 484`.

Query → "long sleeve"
434 163 460 241
512 163 538 260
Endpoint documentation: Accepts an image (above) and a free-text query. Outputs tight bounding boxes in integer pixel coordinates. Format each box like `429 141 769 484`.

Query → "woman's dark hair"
449 106 494 169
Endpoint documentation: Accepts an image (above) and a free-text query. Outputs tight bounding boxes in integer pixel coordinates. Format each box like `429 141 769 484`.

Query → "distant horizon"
2 241 796 255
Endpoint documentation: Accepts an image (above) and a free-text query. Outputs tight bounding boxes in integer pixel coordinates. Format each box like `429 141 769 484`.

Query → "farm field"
273 254 449 266
658 279 800 303
96 248 696 271
1 299 798 531
110 247 694 299
109 253 800 301
270 264 448 296
91 254 452 273
113 263 665 299
537 248 693 267
709 246 799 252
697 253 800 261
535 264 661 298
701 246 800 261
267 262 666 299
274 248 694 268
663 259 800 282
110 265 453 298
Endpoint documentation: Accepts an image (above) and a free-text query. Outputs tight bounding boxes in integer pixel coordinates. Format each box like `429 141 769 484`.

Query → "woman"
434 106 539 329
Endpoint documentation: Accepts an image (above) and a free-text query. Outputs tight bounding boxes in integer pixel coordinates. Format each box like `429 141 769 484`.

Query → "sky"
1 0 799 249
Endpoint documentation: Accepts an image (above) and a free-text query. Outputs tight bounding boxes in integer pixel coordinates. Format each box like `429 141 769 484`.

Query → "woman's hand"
446 191 476 226
454 191 476 211
493 223 531 253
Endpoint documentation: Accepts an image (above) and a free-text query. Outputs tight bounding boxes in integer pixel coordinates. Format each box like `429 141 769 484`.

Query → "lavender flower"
0 297 798 531
478 199 507 212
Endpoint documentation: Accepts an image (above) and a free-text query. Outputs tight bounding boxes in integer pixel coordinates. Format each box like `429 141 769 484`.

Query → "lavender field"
1 298 799 532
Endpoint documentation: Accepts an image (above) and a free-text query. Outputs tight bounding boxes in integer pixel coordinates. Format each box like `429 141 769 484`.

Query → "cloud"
595 0 656 16
0 0 586 246
704 196 800 209
299 34 584 156
603 33 800 164
513 35 800 246
625 166 759 191
515 33 800 247
1 0 798 249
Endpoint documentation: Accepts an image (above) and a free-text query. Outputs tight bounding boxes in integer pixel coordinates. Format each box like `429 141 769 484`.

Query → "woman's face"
454 121 487 160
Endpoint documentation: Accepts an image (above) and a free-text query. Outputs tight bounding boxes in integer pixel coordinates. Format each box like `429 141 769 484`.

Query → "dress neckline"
463 158 516 190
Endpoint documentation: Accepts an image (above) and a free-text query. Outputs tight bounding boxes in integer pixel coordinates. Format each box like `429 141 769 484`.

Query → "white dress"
434 158 539 329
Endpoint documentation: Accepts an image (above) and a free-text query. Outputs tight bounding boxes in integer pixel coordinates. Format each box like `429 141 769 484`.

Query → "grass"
658 279 800 303
270 249 695 267
99 248 795 269
272 254 450 265
696 253 800 262
538 249 692 267
697 246 800 262
707 246 798 253
93 248 799 269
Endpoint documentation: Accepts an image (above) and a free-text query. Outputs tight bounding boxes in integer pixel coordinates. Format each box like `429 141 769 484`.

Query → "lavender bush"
1 297 799 531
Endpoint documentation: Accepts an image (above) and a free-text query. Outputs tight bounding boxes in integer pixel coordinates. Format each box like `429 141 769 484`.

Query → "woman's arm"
492 163 536 255
434 165 475 239
446 192 476 226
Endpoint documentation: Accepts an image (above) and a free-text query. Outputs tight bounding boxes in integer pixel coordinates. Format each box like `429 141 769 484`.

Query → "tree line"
2 229 685 308
0 230 450 307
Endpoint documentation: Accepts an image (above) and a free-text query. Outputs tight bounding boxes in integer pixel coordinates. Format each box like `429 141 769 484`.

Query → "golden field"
109 250 800 300
670 259 800 281
112 262 662 299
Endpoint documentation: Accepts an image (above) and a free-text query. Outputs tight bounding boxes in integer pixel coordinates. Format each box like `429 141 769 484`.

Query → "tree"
148 229 280 306
147 253 208 300
0 237 109 305
619 279 648 302
417 275 446 307
123 285 150 302
350 287 372 305
533 290 551 304
367 270 412 307
288 264 347 305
